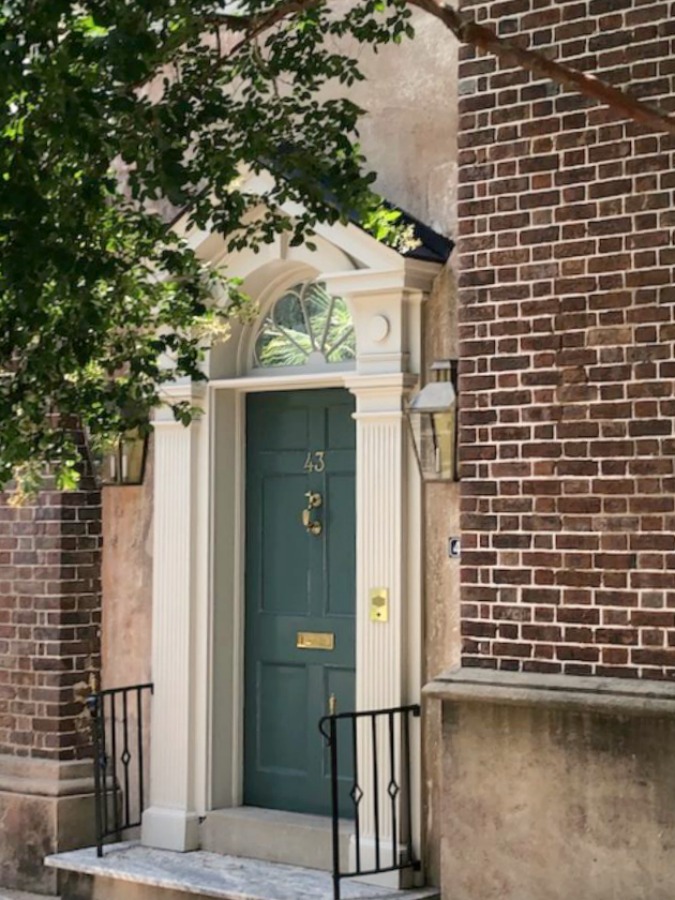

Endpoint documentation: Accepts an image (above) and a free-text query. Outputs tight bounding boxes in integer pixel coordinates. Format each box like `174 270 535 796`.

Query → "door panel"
257 662 308 774
261 475 311 614
244 389 356 815
326 472 356 617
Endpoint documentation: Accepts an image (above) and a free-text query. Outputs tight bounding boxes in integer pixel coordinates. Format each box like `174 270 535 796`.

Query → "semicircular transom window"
253 281 356 369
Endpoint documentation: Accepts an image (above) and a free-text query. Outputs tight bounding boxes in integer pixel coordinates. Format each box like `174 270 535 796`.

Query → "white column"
354 400 406 713
142 384 209 852
346 374 420 885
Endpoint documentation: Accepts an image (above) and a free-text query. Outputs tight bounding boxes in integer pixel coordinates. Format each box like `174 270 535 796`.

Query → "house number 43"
303 450 326 473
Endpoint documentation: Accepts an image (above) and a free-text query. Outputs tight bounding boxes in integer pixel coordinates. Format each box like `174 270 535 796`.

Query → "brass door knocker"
301 491 323 535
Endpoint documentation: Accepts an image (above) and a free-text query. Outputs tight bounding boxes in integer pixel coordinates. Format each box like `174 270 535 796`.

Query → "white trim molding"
142 211 442 861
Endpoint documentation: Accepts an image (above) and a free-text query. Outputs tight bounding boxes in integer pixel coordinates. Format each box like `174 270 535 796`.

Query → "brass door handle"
301 493 322 536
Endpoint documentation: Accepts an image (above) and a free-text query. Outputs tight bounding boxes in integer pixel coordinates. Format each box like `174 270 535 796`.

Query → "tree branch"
146 0 675 138
407 0 675 137
208 0 321 56
131 1 319 92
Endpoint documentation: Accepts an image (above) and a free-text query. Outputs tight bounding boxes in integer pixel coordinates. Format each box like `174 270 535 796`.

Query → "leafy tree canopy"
0 0 414 492
2 0 670 494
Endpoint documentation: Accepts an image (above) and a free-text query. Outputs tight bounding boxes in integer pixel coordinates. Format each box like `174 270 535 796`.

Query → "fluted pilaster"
347 374 420 876
142 386 208 852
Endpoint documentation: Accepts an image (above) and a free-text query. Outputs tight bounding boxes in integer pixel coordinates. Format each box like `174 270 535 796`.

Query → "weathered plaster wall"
100 445 154 850
101 446 153 692
141 8 459 236
441 696 675 900
104 10 458 679
340 8 458 234
62 873 209 900
420 262 460 886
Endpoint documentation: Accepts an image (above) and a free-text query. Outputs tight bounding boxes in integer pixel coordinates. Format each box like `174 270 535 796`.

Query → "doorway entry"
243 389 356 816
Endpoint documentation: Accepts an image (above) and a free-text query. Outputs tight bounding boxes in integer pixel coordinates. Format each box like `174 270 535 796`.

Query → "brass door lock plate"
369 587 389 622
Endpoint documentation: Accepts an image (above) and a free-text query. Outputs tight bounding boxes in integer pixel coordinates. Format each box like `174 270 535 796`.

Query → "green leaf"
0 0 416 490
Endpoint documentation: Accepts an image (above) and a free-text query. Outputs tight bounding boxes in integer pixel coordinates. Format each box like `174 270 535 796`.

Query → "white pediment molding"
171 168 442 296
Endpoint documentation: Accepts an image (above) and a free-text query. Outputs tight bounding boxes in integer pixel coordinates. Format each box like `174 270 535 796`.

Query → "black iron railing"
86 683 153 857
319 704 421 900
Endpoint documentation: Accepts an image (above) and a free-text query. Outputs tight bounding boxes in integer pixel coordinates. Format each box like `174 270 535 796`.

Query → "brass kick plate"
297 631 335 650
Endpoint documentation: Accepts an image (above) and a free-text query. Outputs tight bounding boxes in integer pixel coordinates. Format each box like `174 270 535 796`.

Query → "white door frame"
141 221 442 861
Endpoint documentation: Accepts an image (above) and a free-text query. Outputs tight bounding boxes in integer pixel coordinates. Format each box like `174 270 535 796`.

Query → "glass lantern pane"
119 431 147 484
99 449 119 484
87 434 119 484
409 410 456 482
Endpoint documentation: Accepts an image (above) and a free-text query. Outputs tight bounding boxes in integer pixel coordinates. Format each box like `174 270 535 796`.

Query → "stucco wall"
100 444 154 844
341 8 458 234
421 262 461 886
101 444 153 691
140 8 458 236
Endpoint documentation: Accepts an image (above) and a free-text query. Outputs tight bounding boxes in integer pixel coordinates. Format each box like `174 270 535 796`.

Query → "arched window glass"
253 281 356 369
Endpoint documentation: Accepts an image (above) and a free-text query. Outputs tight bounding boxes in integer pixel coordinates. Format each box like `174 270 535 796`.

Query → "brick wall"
0 480 101 758
457 0 675 678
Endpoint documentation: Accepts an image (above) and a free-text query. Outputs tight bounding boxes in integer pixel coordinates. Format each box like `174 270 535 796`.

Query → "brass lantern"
407 360 458 482
96 429 149 486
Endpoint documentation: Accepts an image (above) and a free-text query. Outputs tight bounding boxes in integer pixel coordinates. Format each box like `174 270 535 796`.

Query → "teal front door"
244 389 356 816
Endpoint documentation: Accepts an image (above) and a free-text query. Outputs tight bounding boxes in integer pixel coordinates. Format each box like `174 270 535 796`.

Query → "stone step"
45 842 440 900
200 806 353 872
0 891 59 900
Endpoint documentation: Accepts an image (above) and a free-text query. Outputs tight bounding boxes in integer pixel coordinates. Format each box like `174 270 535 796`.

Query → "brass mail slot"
297 631 335 651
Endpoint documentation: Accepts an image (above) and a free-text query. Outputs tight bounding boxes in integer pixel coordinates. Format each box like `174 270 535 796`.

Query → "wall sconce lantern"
407 360 458 482
93 429 149 486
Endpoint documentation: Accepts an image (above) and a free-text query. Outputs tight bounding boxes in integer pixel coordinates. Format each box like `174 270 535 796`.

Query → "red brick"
0 475 101 760
458 0 675 680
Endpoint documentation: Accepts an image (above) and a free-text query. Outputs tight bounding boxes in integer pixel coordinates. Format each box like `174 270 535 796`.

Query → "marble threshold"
45 843 440 900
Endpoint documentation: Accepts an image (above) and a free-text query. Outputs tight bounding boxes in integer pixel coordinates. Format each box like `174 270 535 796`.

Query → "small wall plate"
448 537 461 559
369 587 389 622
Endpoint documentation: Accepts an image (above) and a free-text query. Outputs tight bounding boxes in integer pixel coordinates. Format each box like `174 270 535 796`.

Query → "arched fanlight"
253 281 355 369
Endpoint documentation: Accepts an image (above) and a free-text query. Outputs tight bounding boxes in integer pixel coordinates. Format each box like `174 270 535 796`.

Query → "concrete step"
45 842 440 900
0 891 59 900
200 806 352 872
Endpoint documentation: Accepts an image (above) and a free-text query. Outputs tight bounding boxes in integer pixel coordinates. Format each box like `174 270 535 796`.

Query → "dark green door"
244 389 356 816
